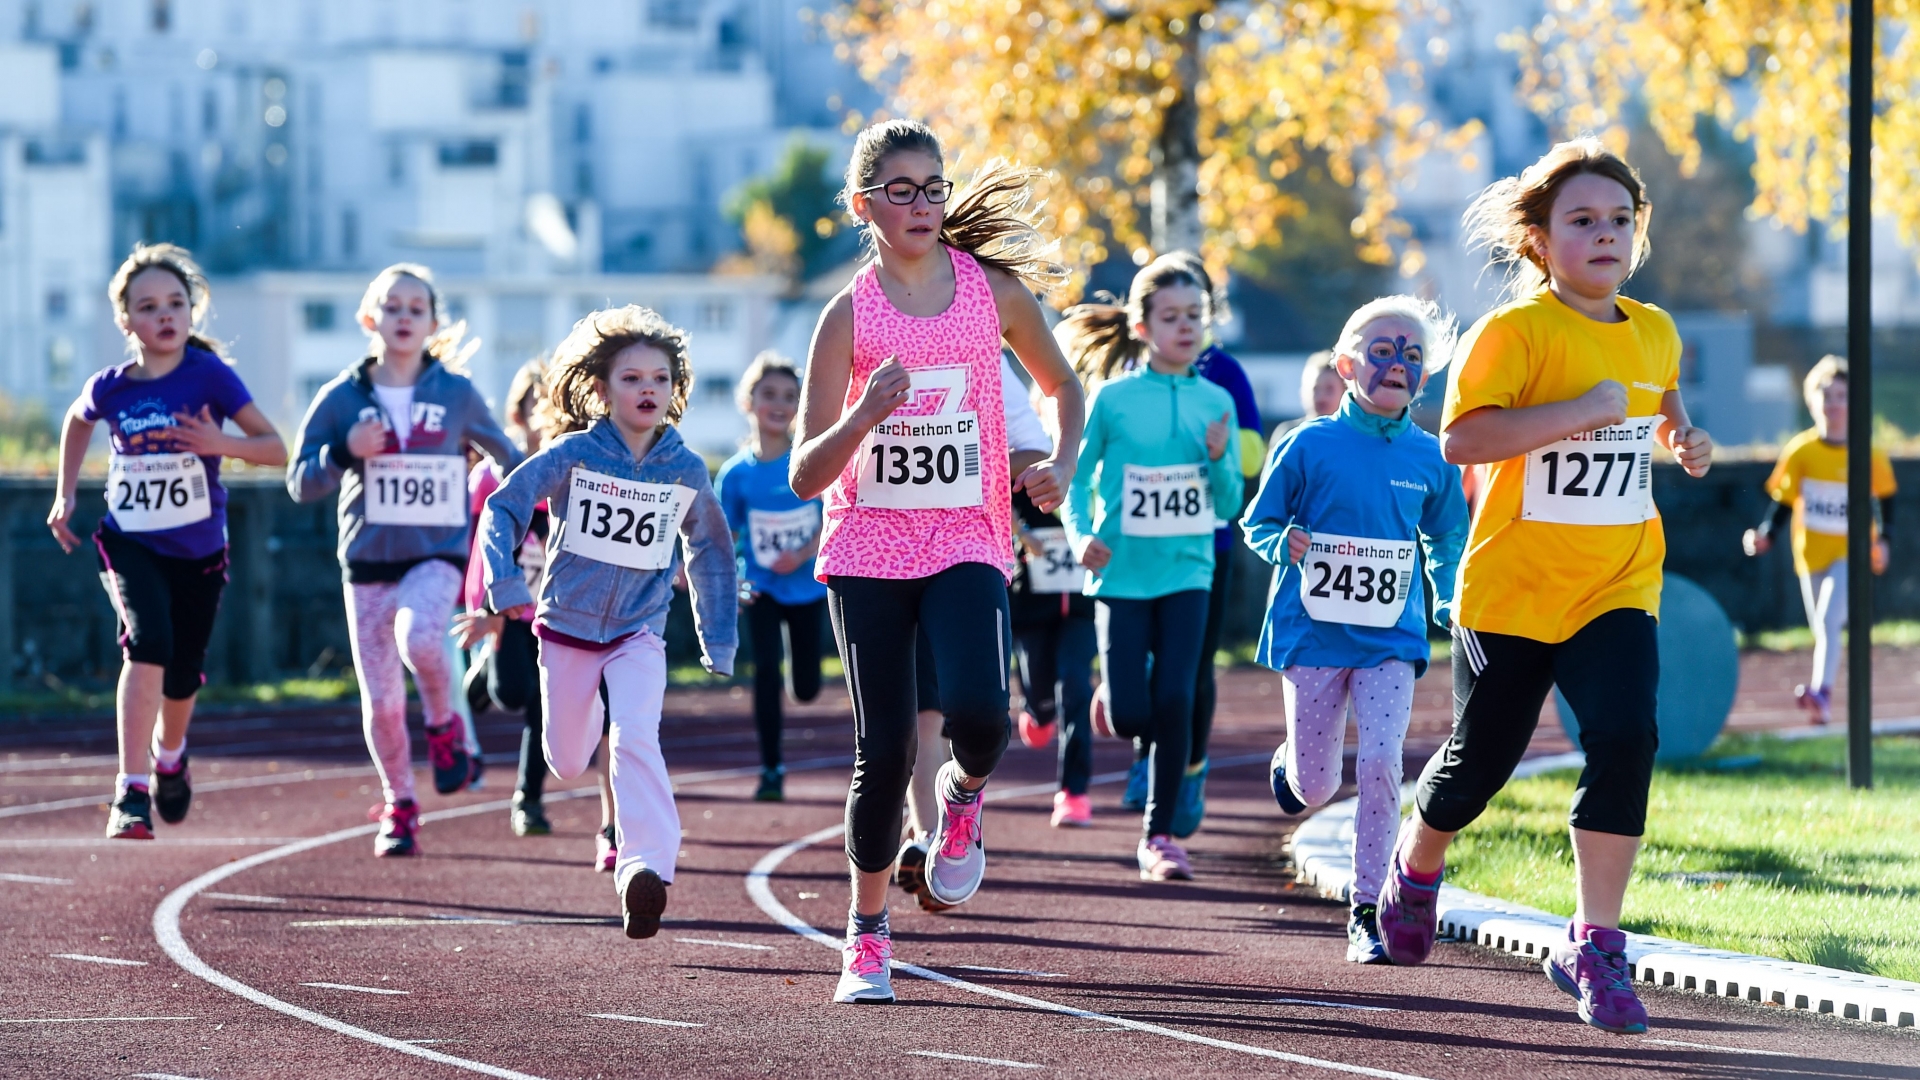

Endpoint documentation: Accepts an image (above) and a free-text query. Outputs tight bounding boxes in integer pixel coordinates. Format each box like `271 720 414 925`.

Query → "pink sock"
1574 920 1611 940
1401 862 1442 885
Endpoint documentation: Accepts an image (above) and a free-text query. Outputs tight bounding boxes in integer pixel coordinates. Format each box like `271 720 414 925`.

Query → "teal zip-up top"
1062 365 1243 599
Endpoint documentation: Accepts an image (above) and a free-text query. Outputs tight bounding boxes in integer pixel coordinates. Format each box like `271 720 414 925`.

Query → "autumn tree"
827 0 1478 296
722 141 859 286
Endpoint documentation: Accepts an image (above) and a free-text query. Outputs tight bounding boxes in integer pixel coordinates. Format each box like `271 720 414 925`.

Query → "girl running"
1378 139 1714 1036
288 263 518 857
460 305 737 940
1012 482 1097 828
717 352 827 802
49 244 287 840
1059 253 1243 882
790 118 1085 1004
1245 295 1468 964
1742 356 1896 724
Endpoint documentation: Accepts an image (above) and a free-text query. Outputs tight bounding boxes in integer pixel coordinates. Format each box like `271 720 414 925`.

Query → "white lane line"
1268 998 1396 1013
745 776 1439 1080
289 915 614 929
299 982 411 996
955 965 1064 978
131 1073 210 1079
204 892 285 904
0 765 377 820
53 953 149 967
0 871 74 884
0 1016 194 1024
587 1013 705 1028
1644 1038 1794 1057
0 753 120 772
673 937 775 951
911 1050 1043 1069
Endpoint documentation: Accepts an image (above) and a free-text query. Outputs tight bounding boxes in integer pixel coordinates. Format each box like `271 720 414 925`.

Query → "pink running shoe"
1544 924 1650 1034
1377 840 1441 965
1794 684 1832 725
373 800 420 857
1017 710 1056 749
426 717 470 795
1136 834 1192 881
1050 790 1092 828
595 824 617 873
833 932 895 1004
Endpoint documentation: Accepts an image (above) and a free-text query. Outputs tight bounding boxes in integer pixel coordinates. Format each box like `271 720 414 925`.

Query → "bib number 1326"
560 468 692 570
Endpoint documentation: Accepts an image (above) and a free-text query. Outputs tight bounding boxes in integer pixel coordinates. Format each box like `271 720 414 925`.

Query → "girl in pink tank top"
787 119 1085 1006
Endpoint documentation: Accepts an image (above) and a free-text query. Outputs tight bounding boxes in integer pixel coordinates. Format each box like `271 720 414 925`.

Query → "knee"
161 665 205 701
545 742 594 781
1352 750 1402 796
1292 761 1343 807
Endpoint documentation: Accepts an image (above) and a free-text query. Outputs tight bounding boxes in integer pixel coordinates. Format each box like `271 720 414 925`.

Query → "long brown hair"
108 243 224 356
840 118 1066 292
544 305 693 436
1054 252 1210 384
1461 136 1652 304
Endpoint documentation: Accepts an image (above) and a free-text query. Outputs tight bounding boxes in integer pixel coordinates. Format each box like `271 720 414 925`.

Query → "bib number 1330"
858 413 983 510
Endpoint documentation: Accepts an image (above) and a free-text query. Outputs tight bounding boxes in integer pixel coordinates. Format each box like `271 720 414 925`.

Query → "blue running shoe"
1347 903 1390 964
1120 758 1148 812
1269 744 1306 814
1171 758 1209 838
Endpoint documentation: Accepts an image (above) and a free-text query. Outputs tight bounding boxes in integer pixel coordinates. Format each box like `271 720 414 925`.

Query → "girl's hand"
1741 528 1771 557
1206 410 1230 461
1287 526 1312 565
168 406 231 457
1579 380 1629 430
345 418 388 459
1076 536 1111 573
450 610 505 650
1016 529 1047 560
769 549 805 576
1873 538 1890 575
848 357 912 430
46 493 79 554
1668 424 1712 477
1014 458 1071 513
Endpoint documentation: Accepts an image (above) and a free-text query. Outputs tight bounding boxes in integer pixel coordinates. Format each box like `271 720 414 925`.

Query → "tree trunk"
1151 14 1203 256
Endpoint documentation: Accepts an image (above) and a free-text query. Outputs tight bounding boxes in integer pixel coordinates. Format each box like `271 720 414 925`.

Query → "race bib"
106 453 210 533
1799 478 1849 536
1119 463 1214 537
1023 526 1085 594
363 455 467 527
748 505 820 570
560 468 691 570
1520 417 1658 526
857 413 983 510
1298 532 1418 628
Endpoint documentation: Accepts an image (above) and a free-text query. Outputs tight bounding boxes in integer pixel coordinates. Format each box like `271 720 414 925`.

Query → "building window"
45 289 68 320
575 160 593 198
151 0 170 32
387 143 405 185
647 0 698 29
302 300 336 333
437 140 497 168
341 207 358 259
698 300 732 331
202 88 218 133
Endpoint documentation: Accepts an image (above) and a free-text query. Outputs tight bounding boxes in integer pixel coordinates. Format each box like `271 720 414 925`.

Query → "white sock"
152 737 186 772
115 772 146 795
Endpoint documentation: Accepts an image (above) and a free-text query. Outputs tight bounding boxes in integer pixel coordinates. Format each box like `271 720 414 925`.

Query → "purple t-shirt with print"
79 347 254 559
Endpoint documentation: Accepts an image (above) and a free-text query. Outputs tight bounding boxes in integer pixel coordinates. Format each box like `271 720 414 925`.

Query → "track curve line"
744 776 1439 1080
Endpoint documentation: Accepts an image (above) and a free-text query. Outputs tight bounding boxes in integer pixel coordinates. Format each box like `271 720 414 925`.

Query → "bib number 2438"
1298 532 1417 628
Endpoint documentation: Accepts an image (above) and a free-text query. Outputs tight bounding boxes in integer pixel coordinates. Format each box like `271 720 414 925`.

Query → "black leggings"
485 619 546 801
1415 607 1659 838
1190 552 1232 767
829 563 1012 874
1015 612 1097 795
1097 590 1210 837
747 596 826 770
94 526 228 700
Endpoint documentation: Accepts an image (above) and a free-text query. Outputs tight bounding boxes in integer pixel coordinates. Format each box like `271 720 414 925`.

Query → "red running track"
2 669 1916 1079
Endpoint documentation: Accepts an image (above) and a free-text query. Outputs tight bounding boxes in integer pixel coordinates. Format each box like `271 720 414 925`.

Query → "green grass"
0 675 361 716
1736 619 1920 653
1443 732 1920 981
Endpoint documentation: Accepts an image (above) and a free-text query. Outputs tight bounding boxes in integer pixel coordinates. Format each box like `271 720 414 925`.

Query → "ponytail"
1054 301 1139 385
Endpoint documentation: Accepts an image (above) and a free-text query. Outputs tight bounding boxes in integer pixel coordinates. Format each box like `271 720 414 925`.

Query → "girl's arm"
46 403 96 554
476 448 565 615
463 385 524 471
1240 440 1307 567
678 479 740 676
1440 380 1628 465
991 271 1086 513
168 403 287 467
1419 467 1472 630
790 291 911 500
1059 393 1105 552
1656 389 1712 477
286 388 354 504
1207 412 1244 523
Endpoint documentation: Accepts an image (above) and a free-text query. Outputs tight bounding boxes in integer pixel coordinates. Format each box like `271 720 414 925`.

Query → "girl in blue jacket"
1242 295 1468 964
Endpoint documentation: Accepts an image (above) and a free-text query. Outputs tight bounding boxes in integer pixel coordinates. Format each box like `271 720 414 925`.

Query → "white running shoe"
924 762 986 907
833 932 895 1004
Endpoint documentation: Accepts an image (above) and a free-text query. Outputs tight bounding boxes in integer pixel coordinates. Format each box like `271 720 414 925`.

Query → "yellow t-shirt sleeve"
1765 449 1798 504
1442 317 1531 430
1873 449 1898 498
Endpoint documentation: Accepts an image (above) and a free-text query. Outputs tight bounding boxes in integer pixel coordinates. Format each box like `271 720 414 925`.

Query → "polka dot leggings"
1280 661 1415 907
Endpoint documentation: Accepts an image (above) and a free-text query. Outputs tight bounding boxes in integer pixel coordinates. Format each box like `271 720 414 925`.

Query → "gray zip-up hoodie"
478 419 737 675
287 357 519 575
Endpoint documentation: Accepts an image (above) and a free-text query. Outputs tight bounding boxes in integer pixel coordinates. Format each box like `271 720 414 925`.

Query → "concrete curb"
1284 747 1920 1030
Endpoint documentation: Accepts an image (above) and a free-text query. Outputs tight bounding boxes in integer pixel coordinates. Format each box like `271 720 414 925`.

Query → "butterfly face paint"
1362 335 1423 398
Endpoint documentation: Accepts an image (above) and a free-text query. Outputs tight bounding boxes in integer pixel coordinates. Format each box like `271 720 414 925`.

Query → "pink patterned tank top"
815 245 1012 582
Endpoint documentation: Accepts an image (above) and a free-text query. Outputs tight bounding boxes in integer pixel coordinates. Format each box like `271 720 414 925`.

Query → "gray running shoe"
923 762 986 906
832 932 895 1004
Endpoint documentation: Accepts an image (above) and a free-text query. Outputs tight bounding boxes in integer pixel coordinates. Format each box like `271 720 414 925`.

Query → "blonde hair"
1332 295 1460 375
356 263 477 368
840 119 1067 292
1804 354 1847 407
1299 350 1339 413
504 356 549 441
108 242 223 356
735 350 802 413
1461 137 1652 305
544 305 693 435
1053 252 1211 385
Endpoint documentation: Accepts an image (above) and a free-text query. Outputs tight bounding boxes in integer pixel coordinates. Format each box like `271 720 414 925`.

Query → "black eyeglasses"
857 178 955 205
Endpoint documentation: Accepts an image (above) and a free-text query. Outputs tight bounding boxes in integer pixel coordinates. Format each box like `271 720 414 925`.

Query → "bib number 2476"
107 453 211 533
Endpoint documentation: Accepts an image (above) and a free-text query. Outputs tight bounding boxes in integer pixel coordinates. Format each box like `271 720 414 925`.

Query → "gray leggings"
1800 559 1847 694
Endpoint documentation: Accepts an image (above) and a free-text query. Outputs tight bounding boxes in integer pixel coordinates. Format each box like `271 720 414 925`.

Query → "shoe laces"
938 797 981 860
1587 941 1636 995
427 721 460 768
845 932 891 977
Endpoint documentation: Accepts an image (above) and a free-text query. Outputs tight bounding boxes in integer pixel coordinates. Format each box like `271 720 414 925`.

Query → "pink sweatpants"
538 630 679 889
1281 661 1415 907
343 560 463 805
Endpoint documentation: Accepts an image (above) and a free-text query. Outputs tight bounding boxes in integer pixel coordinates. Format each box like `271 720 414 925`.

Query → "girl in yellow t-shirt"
1742 355 1896 724
1373 139 1714 1038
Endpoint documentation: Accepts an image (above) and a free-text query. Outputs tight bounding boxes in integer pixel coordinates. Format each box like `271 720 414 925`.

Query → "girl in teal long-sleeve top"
1057 253 1242 883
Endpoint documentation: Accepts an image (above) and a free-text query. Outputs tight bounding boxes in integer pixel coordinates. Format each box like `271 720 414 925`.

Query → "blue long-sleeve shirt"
1241 393 1468 676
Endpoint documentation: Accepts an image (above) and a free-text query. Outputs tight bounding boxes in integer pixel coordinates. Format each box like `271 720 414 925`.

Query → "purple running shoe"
1544 925 1650 1035
1376 843 1441 966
